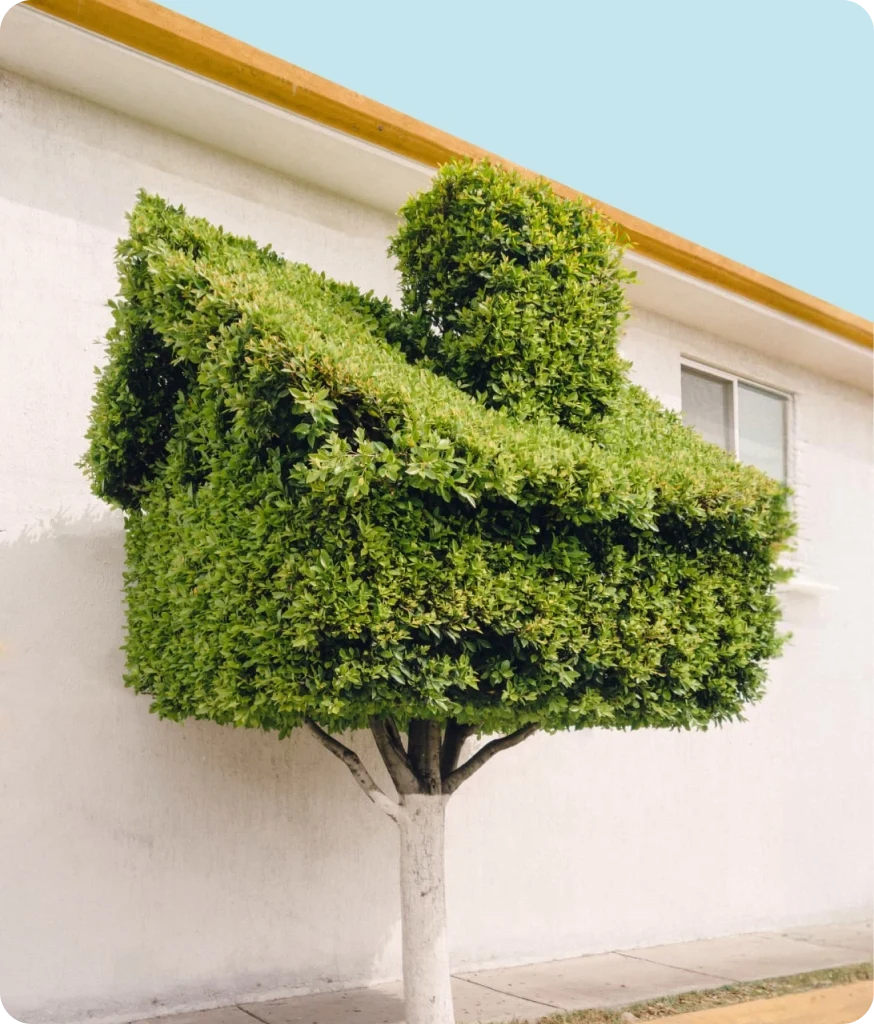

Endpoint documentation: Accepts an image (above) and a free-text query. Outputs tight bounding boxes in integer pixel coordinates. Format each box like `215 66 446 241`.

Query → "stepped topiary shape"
83 161 793 1024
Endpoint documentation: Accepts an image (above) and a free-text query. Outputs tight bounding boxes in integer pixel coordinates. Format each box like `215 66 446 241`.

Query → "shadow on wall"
0 513 402 1024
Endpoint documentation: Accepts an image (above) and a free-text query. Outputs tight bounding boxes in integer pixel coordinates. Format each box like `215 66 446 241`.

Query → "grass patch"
528 961 872 1022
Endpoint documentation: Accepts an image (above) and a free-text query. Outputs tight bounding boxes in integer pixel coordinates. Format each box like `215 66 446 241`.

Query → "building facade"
0 4 871 1023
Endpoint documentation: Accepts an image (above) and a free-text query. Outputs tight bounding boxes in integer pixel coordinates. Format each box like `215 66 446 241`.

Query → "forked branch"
304 720 402 821
370 717 421 795
442 724 538 795
440 720 474 778
407 720 443 795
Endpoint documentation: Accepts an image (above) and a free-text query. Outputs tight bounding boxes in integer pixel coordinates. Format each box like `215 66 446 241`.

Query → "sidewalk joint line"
613 951 738 984
776 932 872 956
451 974 565 1012
234 1004 272 1024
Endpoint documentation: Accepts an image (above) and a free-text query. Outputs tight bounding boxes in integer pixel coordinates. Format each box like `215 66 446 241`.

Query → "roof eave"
17 0 874 350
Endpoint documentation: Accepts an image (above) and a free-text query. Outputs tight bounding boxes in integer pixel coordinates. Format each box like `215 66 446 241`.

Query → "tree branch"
408 720 442 795
370 717 422 795
442 725 538 796
304 720 402 821
384 717 406 756
440 720 474 779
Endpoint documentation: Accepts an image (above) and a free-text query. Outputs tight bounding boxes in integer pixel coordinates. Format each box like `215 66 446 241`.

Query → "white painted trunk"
398 794 455 1024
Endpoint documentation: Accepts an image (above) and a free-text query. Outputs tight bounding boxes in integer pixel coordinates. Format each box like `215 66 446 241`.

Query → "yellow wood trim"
666 980 872 1024
22 0 874 350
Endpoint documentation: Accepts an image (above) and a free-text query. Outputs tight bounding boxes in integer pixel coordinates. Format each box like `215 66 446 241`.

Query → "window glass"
680 367 733 452
738 382 787 482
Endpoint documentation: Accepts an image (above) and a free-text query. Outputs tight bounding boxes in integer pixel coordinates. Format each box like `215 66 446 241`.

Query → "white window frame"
679 361 839 598
680 357 793 484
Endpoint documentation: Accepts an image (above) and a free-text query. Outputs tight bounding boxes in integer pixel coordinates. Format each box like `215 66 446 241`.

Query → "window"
680 361 789 483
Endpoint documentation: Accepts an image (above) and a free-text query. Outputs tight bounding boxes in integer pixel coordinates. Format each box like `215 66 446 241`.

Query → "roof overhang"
2 1 872 392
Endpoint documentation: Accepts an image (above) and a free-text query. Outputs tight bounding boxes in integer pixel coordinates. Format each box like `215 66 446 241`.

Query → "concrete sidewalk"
140 920 872 1024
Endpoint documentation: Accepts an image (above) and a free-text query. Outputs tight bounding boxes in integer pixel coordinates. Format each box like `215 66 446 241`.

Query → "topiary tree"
82 161 793 1024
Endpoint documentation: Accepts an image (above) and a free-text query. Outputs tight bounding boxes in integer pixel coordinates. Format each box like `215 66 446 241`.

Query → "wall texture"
1 72 871 1024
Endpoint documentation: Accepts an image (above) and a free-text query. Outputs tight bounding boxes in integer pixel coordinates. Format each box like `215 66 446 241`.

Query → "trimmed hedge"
83 165 793 738
387 161 631 429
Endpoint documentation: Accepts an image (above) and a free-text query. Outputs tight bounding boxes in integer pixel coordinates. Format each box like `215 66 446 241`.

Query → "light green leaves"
389 160 633 431
81 176 793 740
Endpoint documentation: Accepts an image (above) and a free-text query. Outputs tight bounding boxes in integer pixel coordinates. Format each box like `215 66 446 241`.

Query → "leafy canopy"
83 161 793 738
386 161 631 429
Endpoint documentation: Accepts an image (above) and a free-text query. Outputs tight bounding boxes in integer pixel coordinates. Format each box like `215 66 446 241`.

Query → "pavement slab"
458 952 728 1011
134 919 873 1024
239 984 406 1024
770 919 873 957
141 1010 257 1024
238 977 549 1024
622 931 865 983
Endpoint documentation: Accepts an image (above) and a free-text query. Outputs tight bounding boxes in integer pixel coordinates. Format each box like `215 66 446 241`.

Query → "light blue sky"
160 0 872 318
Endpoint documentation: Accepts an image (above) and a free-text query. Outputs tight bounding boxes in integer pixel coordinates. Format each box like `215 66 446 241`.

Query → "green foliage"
387 160 632 428
82 165 793 740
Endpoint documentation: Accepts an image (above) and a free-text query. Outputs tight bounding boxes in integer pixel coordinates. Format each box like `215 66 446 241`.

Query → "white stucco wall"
1 72 871 1024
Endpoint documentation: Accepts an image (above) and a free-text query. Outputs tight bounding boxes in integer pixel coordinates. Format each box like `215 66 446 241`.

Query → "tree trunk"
398 794 455 1024
308 719 536 1024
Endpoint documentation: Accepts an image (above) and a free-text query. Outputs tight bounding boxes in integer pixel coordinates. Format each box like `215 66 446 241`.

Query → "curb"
663 980 873 1024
